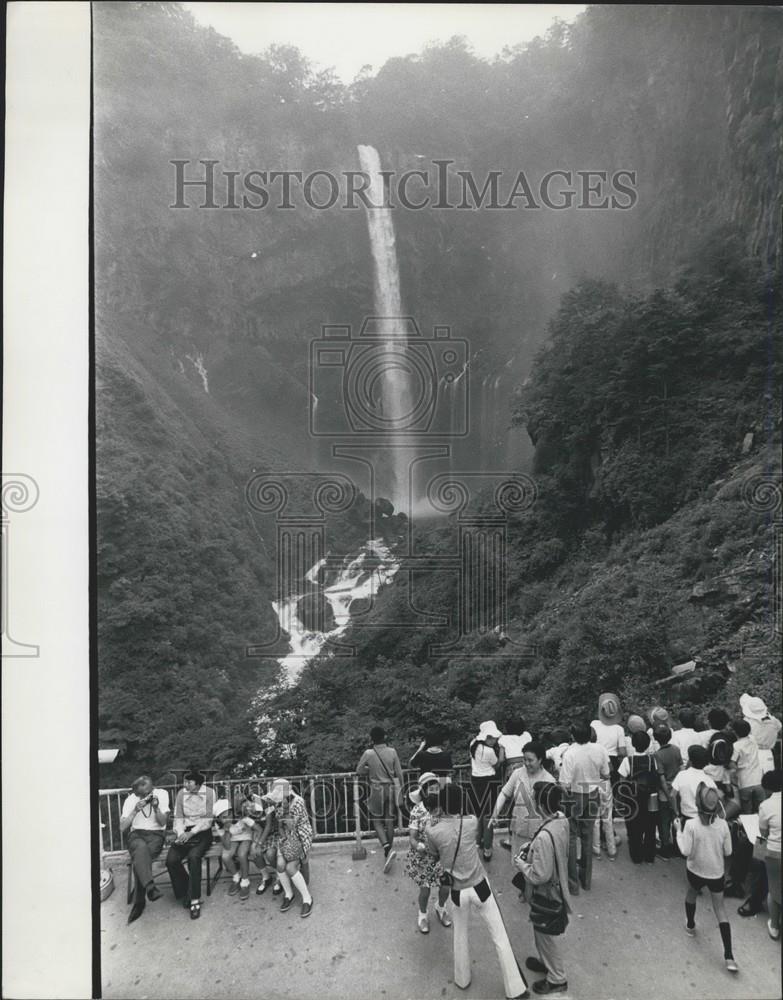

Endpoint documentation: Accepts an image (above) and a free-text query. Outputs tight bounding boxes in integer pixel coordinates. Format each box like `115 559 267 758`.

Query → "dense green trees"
95 3 781 780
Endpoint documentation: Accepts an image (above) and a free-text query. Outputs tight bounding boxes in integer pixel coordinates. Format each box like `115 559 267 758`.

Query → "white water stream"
273 538 400 683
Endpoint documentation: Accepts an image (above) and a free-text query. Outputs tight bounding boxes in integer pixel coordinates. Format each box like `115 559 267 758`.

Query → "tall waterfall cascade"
356 144 412 504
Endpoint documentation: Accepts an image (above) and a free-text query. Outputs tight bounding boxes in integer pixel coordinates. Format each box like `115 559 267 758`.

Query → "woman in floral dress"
404 772 453 933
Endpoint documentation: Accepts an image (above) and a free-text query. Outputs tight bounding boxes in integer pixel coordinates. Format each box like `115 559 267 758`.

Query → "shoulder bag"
528 823 569 936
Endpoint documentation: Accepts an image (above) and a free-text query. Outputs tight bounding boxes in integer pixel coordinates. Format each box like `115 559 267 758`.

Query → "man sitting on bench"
120 775 170 924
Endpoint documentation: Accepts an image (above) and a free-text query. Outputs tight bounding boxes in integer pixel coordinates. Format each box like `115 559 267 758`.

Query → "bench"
126 839 224 904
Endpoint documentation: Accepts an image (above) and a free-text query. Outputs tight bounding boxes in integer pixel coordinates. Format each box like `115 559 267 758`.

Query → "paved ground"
101 837 781 1000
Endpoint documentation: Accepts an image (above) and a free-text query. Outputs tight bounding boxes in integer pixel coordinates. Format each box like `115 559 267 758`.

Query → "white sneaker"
435 905 453 928
768 920 780 941
383 848 397 873
725 958 738 973
417 912 429 934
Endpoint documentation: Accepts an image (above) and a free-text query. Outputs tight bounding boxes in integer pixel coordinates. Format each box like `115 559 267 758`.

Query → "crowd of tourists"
119 691 781 998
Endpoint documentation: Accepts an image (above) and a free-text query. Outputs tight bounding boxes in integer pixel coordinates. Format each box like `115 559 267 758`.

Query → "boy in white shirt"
677 783 736 972
730 719 764 814
672 746 717 819
670 708 701 757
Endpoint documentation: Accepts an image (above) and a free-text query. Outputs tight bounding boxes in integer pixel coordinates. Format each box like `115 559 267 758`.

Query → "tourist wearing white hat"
469 721 505 861
404 772 452 933
267 778 314 918
740 693 782 775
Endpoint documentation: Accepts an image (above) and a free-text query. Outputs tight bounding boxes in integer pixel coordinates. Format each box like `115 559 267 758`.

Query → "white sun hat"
740 693 769 721
477 720 502 740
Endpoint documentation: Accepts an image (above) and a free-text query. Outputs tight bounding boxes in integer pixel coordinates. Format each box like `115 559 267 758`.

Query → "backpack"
629 754 661 798
708 731 734 768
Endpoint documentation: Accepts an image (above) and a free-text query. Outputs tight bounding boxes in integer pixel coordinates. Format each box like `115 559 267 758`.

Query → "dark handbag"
528 828 569 936
439 815 463 887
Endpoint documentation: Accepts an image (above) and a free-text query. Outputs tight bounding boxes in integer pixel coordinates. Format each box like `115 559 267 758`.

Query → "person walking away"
653 724 682 859
516 782 572 995
404 772 452 933
670 709 701 758
425 784 528 999
120 775 170 924
758 769 782 939
590 693 626 860
677 783 737 973
559 721 609 893
409 728 453 781
357 725 405 872
489 741 555 883
730 718 764 814
469 721 505 861
740 694 782 775
618 731 660 864
166 769 216 919
268 778 314 917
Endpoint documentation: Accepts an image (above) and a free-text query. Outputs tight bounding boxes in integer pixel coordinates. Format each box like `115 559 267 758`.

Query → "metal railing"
99 765 477 855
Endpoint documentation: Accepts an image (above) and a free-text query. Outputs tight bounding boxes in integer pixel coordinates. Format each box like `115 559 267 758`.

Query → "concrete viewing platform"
101 838 782 1000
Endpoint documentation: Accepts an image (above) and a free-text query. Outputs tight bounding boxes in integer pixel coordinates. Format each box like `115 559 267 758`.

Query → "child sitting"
249 793 282 896
218 799 257 900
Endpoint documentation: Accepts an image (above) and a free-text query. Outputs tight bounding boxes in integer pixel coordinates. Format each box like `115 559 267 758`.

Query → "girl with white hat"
404 772 452 933
469 721 505 861
740 693 782 774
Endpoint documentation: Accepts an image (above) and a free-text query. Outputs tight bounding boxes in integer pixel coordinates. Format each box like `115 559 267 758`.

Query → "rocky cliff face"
93 2 782 778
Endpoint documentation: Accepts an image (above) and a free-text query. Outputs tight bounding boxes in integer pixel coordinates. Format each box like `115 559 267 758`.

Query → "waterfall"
356 144 410 506
273 539 400 683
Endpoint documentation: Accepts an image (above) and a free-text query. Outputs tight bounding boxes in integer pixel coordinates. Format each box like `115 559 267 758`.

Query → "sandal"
189 900 202 920
737 901 760 917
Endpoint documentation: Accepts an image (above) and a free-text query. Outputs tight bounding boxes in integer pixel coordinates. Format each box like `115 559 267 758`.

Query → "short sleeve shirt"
121 788 170 832
671 768 717 818
731 735 763 788
590 721 626 756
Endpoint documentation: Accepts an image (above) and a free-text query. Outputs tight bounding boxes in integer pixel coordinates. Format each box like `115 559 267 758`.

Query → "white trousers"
451 881 527 998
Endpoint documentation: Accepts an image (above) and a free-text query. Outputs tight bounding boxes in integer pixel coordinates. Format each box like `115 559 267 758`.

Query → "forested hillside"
94 2 781 782
259 235 781 773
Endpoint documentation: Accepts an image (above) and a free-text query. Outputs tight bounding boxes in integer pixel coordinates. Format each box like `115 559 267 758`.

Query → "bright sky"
183 3 586 82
